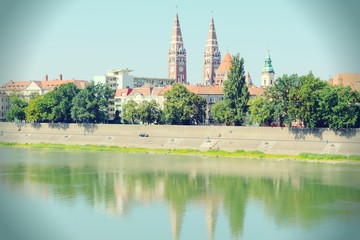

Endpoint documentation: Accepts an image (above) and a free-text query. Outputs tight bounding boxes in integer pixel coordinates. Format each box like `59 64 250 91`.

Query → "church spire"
261 50 275 87
203 16 221 85
168 13 187 84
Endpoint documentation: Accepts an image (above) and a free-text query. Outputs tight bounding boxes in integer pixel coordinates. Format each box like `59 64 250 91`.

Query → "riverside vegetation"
5 54 360 129
1 142 359 162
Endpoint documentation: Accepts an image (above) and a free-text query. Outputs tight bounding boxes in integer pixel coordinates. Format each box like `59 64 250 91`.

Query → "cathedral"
168 14 187 84
168 13 275 87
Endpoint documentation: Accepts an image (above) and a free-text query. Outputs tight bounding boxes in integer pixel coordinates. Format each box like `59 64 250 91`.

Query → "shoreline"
1 142 359 165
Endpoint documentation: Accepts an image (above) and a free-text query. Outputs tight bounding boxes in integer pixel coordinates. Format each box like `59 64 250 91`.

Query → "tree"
288 73 327 128
164 83 206 125
211 100 234 125
44 83 80 123
71 82 114 123
223 54 250 126
25 95 44 122
112 110 121 124
138 100 161 124
6 93 28 122
264 74 299 126
248 96 273 126
318 85 360 130
189 94 207 125
122 100 139 124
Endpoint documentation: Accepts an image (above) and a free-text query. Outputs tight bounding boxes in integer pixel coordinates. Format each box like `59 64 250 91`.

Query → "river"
0 147 359 240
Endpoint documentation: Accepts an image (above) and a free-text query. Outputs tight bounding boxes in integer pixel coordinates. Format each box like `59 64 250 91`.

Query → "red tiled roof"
129 87 151 96
158 84 224 95
115 88 133 97
41 80 88 90
216 52 232 73
186 84 223 95
0 81 32 90
158 85 173 95
248 86 264 96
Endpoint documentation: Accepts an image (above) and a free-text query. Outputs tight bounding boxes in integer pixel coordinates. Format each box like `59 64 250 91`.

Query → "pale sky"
0 0 359 87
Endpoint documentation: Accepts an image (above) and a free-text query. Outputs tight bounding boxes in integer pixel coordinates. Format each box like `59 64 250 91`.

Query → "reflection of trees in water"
3 163 360 239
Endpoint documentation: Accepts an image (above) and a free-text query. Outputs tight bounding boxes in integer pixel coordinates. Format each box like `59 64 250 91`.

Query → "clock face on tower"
179 67 184 72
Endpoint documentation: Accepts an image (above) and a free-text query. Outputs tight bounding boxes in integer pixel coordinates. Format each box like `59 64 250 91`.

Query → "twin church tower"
168 13 275 87
168 13 220 85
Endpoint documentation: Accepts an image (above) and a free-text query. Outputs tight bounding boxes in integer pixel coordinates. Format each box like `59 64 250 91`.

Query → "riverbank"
1 122 359 156
1 142 359 164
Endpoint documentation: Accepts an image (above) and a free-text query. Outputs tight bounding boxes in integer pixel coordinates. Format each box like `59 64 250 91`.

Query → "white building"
94 69 134 90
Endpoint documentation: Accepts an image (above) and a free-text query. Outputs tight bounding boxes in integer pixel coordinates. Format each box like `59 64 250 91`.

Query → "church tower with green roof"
261 51 275 87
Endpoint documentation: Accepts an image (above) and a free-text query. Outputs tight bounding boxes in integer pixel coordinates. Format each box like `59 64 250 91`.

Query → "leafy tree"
25 95 44 122
122 100 139 124
248 96 273 126
45 83 80 123
211 100 234 125
264 74 299 126
164 83 206 125
29 92 40 100
138 100 161 124
6 93 28 122
189 94 207 125
288 73 327 128
223 54 250 126
71 82 114 123
318 85 360 130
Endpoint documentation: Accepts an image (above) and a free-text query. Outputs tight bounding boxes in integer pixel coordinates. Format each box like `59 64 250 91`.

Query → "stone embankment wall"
0 122 359 155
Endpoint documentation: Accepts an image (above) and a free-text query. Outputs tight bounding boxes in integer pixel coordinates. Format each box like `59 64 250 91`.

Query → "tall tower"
203 17 221 85
261 51 275 88
168 13 187 84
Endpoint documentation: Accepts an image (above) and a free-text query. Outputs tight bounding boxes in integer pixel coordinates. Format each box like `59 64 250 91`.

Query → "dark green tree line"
249 72 360 129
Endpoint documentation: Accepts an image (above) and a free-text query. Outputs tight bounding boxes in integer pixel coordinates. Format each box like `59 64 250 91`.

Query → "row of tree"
121 83 207 125
6 53 360 129
7 82 114 123
248 73 360 129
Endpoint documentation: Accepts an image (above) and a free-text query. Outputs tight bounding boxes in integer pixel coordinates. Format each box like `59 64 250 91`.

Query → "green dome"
262 51 275 73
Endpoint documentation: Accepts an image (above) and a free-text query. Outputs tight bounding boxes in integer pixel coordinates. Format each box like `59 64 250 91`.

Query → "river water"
0 147 359 240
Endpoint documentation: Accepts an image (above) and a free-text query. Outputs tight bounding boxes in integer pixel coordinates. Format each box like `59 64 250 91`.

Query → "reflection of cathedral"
8 157 356 240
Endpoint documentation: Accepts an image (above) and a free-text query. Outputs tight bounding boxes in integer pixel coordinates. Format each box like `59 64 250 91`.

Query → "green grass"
0 142 359 162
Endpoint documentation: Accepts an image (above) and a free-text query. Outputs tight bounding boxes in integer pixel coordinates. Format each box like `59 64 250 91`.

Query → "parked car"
139 133 149 137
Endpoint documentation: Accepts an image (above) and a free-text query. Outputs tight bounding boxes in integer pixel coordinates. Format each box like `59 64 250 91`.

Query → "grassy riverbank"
1 142 359 162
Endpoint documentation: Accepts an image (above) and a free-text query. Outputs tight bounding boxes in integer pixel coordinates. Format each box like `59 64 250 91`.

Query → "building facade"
168 13 187 84
133 77 175 88
261 51 275 88
0 92 10 122
0 75 88 100
328 73 360 92
202 17 221 86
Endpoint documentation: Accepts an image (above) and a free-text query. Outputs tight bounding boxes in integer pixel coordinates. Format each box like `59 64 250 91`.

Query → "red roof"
216 52 232 73
248 86 264 96
0 79 89 91
115 88 133 97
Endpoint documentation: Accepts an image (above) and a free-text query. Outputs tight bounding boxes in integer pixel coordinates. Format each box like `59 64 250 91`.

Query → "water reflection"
0 149 360 240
